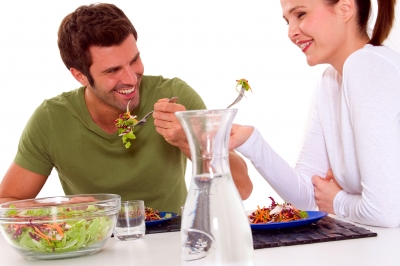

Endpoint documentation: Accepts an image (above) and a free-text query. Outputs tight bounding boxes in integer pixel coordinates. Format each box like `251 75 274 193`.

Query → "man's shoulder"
142 75 188 88
38 87 83 110
44 87 83 104
33 87 84 119
141 75 206 109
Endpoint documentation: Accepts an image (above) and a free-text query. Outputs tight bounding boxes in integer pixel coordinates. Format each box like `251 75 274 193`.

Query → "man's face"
87 34 144 112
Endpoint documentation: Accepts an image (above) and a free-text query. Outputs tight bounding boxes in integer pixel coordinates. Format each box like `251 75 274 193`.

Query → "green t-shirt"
14 75 206 213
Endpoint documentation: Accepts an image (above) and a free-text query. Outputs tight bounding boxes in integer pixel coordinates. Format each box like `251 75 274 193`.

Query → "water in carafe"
176 109 254 266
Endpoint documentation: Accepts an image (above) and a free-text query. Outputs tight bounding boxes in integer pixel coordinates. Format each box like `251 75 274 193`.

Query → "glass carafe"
175 109 253 266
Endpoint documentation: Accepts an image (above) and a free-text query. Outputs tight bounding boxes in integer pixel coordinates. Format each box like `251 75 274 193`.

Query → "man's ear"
70 68 89 86
339 0 355 23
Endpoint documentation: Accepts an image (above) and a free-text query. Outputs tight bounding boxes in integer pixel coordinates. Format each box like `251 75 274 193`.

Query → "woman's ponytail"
369 0 396 46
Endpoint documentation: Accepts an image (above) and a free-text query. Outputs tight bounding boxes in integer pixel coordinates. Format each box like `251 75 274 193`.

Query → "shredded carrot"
248 198 307 224
32 226 55 245
53 223 64 237
43 223 64 237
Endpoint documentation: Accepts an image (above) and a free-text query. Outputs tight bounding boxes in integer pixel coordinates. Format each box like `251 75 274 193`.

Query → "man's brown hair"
58 3 138 86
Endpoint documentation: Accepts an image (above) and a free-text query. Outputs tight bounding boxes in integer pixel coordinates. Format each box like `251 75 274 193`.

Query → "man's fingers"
68 196 98 204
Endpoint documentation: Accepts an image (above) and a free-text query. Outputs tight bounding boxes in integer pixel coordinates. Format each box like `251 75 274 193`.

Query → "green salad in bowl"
0 194 120 260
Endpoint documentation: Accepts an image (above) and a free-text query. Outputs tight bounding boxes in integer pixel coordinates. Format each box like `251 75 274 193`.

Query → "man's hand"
153 98 191 157
68 196 98 204
312 169 342 214
229 124 254 150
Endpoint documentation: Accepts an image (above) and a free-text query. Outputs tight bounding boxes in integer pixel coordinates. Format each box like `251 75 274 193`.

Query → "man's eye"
132 56 140 64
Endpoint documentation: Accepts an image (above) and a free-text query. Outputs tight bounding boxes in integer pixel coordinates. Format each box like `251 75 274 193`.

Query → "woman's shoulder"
342 45 400 99
345 44 400 71
362 44 400 58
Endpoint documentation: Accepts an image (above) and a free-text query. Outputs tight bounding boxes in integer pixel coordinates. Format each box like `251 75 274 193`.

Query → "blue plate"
146 212 178 226
250 211 328 230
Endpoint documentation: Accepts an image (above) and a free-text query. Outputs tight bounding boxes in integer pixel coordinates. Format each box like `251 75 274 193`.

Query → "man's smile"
116 87 135 95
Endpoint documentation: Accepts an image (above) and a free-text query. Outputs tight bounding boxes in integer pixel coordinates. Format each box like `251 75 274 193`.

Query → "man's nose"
122 66 138 85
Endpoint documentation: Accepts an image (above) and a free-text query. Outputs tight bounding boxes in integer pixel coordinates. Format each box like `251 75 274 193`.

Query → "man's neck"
84 88 120 134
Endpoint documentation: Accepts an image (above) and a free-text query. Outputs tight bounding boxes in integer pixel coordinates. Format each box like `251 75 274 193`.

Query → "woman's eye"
297 12 305 19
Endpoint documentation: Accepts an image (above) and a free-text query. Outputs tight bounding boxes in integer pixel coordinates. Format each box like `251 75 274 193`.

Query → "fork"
134 97 178 126
226 86 246 108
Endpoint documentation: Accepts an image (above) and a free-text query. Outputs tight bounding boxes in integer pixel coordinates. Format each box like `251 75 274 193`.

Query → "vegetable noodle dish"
249 197 308 224
1 205 113 253
145 207 171 221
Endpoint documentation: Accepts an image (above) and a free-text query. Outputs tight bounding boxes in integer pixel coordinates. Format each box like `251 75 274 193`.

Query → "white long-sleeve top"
237 44 400 227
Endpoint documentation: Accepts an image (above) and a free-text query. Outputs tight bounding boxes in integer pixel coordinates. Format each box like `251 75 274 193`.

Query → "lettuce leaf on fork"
114 101 138 148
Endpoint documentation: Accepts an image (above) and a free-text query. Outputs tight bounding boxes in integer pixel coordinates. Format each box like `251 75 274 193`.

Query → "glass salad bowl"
0 193 120 260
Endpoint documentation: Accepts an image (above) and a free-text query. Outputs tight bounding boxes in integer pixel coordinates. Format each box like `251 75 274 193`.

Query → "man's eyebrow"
283 5 305 20
102 65 120 74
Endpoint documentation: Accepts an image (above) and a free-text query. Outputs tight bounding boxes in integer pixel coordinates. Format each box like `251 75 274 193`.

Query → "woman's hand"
312 169 342 214
229 124 254 150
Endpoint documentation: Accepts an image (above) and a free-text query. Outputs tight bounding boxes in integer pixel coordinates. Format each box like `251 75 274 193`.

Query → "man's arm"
153 99 253 200
0 162 47 203
229 150 253 200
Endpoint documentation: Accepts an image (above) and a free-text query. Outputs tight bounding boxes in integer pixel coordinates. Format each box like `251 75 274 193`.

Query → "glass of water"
114 200 146 241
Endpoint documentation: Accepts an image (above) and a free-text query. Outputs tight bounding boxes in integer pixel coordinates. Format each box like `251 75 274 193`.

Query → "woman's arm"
233 96 330 210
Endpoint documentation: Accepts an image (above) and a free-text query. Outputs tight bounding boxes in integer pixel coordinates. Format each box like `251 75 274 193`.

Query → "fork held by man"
135 97 178 126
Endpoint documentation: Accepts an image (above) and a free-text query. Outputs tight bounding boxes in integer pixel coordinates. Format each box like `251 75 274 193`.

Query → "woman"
230 0 400 227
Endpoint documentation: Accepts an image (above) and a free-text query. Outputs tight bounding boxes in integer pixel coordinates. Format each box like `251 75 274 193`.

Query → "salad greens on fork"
227 79 252 109
114 97 178 148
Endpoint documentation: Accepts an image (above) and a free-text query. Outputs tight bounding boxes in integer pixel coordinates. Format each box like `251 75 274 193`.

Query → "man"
0 3 252 213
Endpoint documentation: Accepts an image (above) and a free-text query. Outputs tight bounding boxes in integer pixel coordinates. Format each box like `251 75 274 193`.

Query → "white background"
0 0 399 210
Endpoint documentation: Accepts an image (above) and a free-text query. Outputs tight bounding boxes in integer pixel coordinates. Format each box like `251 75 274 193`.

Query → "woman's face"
281 0 347 67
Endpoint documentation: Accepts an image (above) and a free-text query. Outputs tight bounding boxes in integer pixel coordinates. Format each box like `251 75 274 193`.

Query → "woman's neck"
332 34 370 76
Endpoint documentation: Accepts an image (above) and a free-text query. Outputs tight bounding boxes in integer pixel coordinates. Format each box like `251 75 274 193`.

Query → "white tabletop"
0 216 398 266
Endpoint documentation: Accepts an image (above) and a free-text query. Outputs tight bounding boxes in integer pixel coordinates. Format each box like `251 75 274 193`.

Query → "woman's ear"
70 68 89 87
339 0 355 23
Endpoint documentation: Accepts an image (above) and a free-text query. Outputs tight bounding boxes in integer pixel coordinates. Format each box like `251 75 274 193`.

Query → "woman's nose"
288 23 300 42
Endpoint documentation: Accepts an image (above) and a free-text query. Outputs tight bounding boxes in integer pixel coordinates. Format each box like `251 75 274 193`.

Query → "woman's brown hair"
57 3 138 86
324 0 396 46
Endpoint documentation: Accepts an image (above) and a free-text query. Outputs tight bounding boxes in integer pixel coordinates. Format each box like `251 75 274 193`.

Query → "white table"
0 216 398 266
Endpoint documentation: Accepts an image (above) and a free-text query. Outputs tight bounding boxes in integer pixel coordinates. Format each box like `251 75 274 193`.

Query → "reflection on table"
0 215 397 266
